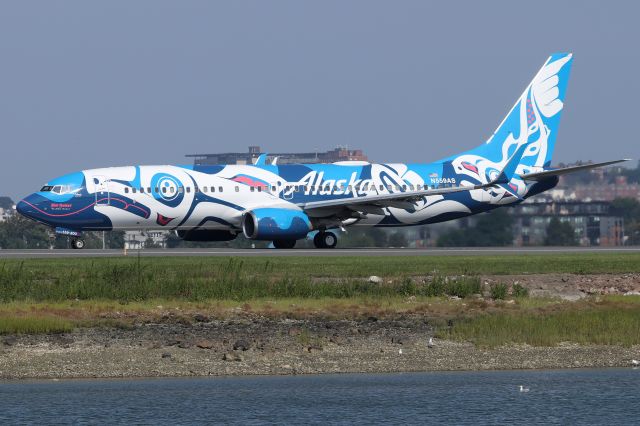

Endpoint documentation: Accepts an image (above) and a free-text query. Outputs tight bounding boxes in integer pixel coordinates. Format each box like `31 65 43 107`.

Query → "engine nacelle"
176 229 237 242
242 208 312 241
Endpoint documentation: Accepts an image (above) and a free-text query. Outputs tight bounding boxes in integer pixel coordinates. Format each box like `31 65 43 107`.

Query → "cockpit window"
44 184 80 195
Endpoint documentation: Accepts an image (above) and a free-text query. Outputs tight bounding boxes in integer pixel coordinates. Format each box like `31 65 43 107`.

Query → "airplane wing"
519 159 631 182
299 140 534 212
298 181 489 211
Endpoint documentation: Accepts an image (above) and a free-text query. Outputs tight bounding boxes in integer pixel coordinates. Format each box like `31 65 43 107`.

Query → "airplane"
16 53 629 249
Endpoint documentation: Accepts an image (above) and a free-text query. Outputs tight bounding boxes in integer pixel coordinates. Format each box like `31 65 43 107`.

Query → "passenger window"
235 186 239 192
257 186 262 192
186 187 191 193
219 186 223 192
139 188 144 194
250 187 255 192
132 188 137 194
147 187 151 193
211 186 215 193
162 187 167 193
125 187 129 194
203 187 208 193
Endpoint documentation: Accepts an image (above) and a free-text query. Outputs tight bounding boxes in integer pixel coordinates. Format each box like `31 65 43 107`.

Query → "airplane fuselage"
16 53 579 249
17 161 555 235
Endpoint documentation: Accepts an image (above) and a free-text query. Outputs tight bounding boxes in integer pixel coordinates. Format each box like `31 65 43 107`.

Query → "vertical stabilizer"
447 53 573 184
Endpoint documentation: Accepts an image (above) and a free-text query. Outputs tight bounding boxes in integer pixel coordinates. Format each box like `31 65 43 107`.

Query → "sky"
1 1 638 200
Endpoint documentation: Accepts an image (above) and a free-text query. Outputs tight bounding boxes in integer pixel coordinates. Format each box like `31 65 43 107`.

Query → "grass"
0 317 73 335
1 251 639 278
489 283 508 300
448 297 640 348
0 258 486 302
0 252 637 303
0 253 638 344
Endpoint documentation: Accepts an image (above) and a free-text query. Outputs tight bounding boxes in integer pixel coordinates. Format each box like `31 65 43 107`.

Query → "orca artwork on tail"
17 54 630 249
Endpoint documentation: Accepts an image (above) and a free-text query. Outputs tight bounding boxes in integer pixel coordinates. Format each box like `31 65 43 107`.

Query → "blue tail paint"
445 53 573 183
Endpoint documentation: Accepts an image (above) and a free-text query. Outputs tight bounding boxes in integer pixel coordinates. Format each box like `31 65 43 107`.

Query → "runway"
0 247 639 259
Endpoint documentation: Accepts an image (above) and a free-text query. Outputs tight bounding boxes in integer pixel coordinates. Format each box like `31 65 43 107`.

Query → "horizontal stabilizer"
496 141 533 184
519 159 631 181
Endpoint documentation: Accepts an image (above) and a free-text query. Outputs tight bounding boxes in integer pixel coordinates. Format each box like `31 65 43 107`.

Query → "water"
0 369 639 425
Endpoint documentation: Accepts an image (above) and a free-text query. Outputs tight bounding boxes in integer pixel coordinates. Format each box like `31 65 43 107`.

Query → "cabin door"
94 176 110 205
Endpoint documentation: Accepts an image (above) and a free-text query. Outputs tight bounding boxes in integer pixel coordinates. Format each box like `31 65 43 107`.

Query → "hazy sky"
1 1 638 200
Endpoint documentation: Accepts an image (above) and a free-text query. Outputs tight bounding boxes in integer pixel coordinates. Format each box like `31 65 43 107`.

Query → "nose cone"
16 195 38 220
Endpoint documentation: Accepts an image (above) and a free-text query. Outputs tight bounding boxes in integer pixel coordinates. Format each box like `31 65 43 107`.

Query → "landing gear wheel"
71 239 85 250
313 231 337 249
273 239 296 249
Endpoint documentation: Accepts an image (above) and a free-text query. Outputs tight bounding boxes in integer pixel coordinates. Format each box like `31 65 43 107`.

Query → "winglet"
254 153 268 166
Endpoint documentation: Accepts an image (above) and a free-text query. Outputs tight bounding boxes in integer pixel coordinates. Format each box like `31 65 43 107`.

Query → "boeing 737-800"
17 53 629 249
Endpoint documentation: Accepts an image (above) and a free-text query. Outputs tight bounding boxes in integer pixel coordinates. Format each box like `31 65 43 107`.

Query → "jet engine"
242 208 312 241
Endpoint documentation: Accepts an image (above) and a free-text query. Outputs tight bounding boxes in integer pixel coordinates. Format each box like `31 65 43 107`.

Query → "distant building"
429 197 626 247
186 146 368 166
124 230 168 249
510 198 625 246
570 176 640 201
556 163 640 201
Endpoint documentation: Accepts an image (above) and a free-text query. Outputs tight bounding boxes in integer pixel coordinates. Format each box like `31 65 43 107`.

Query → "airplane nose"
16 195 37 219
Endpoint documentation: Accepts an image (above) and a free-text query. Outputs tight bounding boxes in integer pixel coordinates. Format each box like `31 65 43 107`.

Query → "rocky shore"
0 316 637 379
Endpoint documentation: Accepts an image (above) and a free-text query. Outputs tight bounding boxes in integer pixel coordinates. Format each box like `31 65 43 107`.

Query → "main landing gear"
71 239 85 249
313 231 337 249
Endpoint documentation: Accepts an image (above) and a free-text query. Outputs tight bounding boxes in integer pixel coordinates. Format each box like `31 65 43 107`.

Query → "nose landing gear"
313 231 337 249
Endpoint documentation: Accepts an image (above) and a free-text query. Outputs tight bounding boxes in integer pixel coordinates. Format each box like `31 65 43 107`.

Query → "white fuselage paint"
81 163 521 232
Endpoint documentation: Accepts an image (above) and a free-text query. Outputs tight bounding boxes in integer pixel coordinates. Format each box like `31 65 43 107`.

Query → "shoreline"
0 318 637 380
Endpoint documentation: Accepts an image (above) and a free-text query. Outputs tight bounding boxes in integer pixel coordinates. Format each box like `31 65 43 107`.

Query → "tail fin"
447 53 573 175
